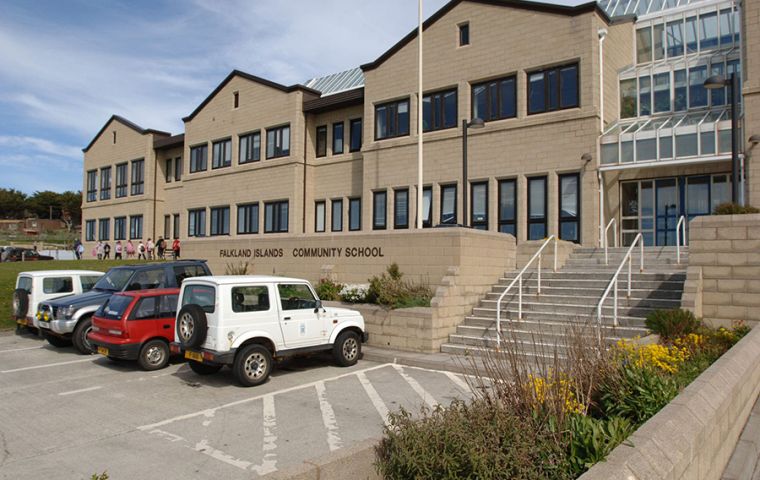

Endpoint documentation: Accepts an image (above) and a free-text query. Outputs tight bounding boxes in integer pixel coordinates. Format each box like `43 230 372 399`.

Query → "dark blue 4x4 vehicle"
37 260 211 354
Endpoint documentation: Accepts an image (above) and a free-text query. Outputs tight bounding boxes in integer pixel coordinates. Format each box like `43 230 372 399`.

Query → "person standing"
73 240 81 260
103 242 111 260
172 238 180 260
147 238 155 260
126 240 135 259
76 242 84 260
156 237 165 260
96 241 104 260
137 241 146 260
114 240 123 260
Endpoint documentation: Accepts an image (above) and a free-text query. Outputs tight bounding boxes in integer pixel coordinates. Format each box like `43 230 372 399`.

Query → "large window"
129 215 143 239
375 99 409 140
331 199 343 232
333 122 344 154
636 26 652 64
349 118 362 152
373 191 387 230
700 12 718 50
559 173 580 243
472 77 516 122
527 176 547 240
114 217 126 241
316 126 327 157
212 139 232 169
85 220 95 241
674 69 687 111
349 198 361 231
689 65 708 108
100 167 111 200
620 78 637 119
264 201 289 233
165 159 172 183
440 184 457 225
239 132 261 164
98 218 110 241
174 157 182 181
471 182 488 230
639 76 651 116
173 214 180 239
131 159 144 195
498 179 517 236
116 163 128 197
190 144 208 173
528 63 578 115
164 215 170 239
86 170 97 202
188 209 206 237
238 203 259 234
685 16 698 54
423 89 457 131
421 186 432 228
667 20 684 57
394 188 409 229
654 73 670 113
266 125 290 159
315 201 326 233
210 206 230 236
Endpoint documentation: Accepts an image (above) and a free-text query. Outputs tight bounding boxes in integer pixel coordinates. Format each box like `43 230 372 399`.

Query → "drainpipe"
302 104 308 234
598 28 608 246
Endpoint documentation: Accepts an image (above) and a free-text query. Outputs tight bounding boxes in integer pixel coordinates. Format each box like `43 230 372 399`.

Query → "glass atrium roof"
599 0 712 18
305 68 365 96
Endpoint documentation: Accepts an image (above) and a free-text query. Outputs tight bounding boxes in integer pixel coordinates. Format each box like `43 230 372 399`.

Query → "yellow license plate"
97 346 109 356
185 350 203 362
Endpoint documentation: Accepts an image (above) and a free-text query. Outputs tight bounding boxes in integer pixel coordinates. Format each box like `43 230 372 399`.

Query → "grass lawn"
1 259 154 331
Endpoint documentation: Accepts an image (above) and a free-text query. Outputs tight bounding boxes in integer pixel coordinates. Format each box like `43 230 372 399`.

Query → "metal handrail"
595 233 644 344
676 215 687 264
496 236 558 347
603 218 618 265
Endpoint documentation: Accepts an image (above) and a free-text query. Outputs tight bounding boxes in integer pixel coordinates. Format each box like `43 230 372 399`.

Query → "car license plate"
97 346 109 356
16 318 25 325
185 350 203 362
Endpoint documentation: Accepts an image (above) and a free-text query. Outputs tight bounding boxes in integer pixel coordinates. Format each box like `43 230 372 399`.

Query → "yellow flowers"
527 372 585 415
614 338 694 374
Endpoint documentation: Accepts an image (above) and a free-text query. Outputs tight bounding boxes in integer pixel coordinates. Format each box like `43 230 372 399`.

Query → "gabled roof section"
361 0 613 72
305 68 365 96
83 115 170 152
303 88 365 113
182 70 322 123
154 133 185 150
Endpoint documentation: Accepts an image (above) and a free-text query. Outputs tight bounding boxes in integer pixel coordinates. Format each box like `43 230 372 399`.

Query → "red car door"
156 293 179 342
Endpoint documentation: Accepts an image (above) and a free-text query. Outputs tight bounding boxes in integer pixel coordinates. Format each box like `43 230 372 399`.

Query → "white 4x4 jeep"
171 275 368 387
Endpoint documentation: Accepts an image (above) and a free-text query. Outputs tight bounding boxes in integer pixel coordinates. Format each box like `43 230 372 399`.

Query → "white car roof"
18 270 104 278
185 275 310 286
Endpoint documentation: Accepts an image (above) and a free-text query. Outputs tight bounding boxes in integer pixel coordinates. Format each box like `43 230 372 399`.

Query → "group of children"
88 237 181 261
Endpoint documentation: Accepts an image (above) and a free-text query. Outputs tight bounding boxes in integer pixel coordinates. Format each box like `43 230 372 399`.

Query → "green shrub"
375 400 571 480
315 278 343 301
598 363 679 426
713 202 760 215
365 263 433 309
90 473 109 480
340 285 368 303
566 415 635 476
645 309 701 342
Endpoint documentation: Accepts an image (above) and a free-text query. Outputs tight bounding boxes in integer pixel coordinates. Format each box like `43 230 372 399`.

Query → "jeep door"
276 283 325 348
230 285 283 345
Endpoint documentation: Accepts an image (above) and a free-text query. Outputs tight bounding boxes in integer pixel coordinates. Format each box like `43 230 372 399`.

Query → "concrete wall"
686 214 760 328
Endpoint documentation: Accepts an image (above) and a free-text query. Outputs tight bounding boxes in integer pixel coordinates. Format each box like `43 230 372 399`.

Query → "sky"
0 0 587 195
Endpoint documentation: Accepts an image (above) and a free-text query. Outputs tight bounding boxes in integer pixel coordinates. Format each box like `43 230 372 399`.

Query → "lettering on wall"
218 246 385 259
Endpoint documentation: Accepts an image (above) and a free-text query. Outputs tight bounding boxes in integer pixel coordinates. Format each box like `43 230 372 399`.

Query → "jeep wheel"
333 331 361 367
138 340 169 371
233 344 272 387
12 289 28 319
176 305 208 348
42 331 72 348
72 317 94 354
188 360 222 375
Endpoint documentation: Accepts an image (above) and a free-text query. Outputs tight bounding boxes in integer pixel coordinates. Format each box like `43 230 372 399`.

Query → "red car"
88 289 179 371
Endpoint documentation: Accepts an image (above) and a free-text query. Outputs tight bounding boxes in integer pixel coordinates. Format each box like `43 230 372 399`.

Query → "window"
373 191 387 230
86 170 97 202
315 201 326 232
233 91 239 109
685 16 698 54
163 215 170 239
238 203 259 234
132 297 158 320
333 122 344 154
159 294 179 317
674 69 687 111
130 159 144 195
349 198 361 231
114 217 126 241
471 182 488 230
190 144 208 172
173 214 180 239
85 220 95 241
699 11 718 50
394 188 409 229
653 23 665 61
316 126 327 157
711 63 725 106
667 20 684 57
375 99 409 140
266 125 290 159
112 131 116 144
331 199 343 232
181 284 215 313
440 184 457 225
278 284 318 311
174 157 182 181
188 209 206 237
639 75 651 116
239 131 261 164
129 270 167 291
129 215 143 239
100 167 111 200
421 186 432 227
116 163 128 197
231 286 270 313
620 78 637 119
423 89 458 131
80 276 100 292
527 176 547 240
210 206 230 236
458 23 469 46
559 173 580 243
689 65 707 108
472 77 515 122
98 218 110 241
654 73 670 113
43 277 73 294
498 179 517 236
174 265 208 286
165 159 172 183
349 118 362 152
528 63 578 114
636 27 652 63
264 201 289 233
212 139 232 169
719 9 733 46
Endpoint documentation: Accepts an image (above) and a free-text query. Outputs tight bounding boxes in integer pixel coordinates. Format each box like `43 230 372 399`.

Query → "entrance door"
655 178 678 246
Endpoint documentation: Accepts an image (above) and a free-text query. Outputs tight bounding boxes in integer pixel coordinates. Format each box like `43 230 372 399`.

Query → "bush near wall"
713 202 760 215
315 264 432 309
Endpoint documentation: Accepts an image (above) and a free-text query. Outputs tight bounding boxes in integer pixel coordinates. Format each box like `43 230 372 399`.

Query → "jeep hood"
323 306 362 318
46 289 113 309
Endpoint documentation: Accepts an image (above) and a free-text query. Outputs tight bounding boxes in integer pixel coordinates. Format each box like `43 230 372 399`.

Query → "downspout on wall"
598 27 608 247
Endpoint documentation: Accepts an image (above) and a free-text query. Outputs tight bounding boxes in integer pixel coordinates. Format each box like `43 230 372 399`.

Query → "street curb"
260 437 382 480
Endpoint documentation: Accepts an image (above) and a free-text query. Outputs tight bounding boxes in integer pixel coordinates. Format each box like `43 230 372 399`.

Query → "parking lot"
0 331 474 479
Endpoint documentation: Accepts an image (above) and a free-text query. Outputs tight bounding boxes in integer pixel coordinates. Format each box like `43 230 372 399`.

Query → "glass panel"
395 190 408 228
660 135 673 158
699 12 718 50
674 70 687 111
667 20 684 57
278 284 317 311
718 128 731 153
560 66 578 108
231 286 269 313
637 27 652 64
711 175 730 212
685 16 698 53
620 79 637 118
653 73 670 113
700 130 715 155
529 179 545 219
373 192 386 228
711 63 725 106
332 200 342 231
422 96 432 131
499 78 516 118
499 180 515 221
622 182 639 217
375 106 387 139
654 24 665 60
719 9 732 46
560 222 578 242
639 76 651 116
397 101 409 135
441 186 457 224
686 176 710 216
528 72 545 113
472 183 487 226
315 203 325 232
689 65 707 108
547 70 559 111
472 85 487 121
621 141 634 163
641 181 654 218
676 133 698 157
350 199 361 231
443 90 457 128
560 176 578 218
423 188 432 226
637 138 657 161
656 179 678 246
601 143 619 164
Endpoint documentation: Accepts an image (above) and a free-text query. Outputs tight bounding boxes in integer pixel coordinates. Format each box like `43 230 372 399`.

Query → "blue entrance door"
655 178 678 246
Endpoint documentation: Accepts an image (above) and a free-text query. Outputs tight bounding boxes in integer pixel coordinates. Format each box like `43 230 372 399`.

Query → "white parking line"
444 371 471 392
1 357 95 373
59 386 102 396
195 439 252 470
251 395 278 475
356 371 390 426
0 346 44 354
392 364 437 409
315 381 342 452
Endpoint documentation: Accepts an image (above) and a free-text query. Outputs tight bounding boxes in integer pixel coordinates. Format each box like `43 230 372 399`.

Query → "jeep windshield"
93 269 135 292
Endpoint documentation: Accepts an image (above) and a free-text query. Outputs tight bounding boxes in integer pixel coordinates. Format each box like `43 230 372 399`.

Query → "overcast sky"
0 0 588 194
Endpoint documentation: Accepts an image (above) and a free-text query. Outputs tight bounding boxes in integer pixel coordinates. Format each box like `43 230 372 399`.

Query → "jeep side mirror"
314 299 322 313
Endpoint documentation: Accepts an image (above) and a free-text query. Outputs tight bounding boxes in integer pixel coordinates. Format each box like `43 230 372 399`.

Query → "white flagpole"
416 0 424 229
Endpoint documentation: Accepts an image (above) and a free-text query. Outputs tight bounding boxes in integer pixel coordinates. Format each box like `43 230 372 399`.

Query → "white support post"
537 254 542 296
518 276 523 320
